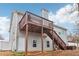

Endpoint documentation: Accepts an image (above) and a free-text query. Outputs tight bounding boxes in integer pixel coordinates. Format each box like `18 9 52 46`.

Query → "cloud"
0 17 10 42
48 4 78 34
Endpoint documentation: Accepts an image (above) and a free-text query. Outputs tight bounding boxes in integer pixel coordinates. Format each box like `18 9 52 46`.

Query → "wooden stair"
44 29 67 50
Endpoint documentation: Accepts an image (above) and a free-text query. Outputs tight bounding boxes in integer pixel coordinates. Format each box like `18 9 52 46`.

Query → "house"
9 10 67 54
0 10 68 55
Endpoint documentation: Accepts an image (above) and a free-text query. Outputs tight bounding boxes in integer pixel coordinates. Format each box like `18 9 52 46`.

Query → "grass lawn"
12 52 25 56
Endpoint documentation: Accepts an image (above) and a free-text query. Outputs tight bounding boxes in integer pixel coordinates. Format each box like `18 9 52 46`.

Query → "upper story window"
47 41 50 47
33 40 37 47
59 32 61 35
59 31 64 35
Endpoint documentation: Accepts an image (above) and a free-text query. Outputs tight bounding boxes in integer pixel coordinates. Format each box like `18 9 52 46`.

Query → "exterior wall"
9 12 19 51
43 35 53 51
28 32 53 51
9 11 23 51
17 31 25 52
27 32 42 51
17 31 53 52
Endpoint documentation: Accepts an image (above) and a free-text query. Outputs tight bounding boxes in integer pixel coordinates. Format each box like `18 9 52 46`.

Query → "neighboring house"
0 35 4 50
9 10 67 53
67 35 79 47
0 35 11 51
0 41 11 51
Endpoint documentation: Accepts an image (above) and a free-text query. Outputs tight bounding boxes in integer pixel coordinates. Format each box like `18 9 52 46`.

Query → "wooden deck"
19 11 67 55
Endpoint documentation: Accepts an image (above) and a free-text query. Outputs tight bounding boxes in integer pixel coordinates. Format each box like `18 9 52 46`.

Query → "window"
33 40 37 47
59 31 64 35
62 31 64 35
47 41 50 47
59 32 61 35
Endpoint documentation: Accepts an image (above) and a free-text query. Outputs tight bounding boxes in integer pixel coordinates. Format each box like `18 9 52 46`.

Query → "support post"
52 30 54 50
41 19 43 53
25 13 28 55
25 24 28 55
53 38 55 50
51 22 55 51
16 25 19 51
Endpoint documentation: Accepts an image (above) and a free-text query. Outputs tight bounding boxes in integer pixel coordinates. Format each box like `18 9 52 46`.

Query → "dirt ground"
0 51 13 56
1 50 79 56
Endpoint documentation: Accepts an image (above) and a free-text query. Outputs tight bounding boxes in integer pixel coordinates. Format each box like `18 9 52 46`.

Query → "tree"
76 36 79 49
73 34 79 50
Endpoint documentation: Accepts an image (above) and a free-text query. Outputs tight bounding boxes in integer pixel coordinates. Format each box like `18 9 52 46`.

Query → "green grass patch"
12 51 25 56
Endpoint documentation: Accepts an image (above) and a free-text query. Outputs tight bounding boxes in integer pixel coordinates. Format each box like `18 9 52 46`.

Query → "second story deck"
19 11 53 32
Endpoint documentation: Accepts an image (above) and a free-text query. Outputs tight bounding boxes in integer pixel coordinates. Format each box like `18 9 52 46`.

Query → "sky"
0 3 78 41
0 3 70 16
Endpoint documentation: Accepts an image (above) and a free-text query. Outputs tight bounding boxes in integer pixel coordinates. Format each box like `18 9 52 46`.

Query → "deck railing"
19 11 53 30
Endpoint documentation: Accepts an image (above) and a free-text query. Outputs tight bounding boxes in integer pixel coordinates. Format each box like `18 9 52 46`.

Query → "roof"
54 24 67 31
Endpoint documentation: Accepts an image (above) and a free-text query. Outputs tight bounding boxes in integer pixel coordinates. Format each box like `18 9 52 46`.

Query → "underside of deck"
20 22 51 33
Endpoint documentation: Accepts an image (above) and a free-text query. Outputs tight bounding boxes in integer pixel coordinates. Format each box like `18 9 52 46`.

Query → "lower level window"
33 40 37 47
47 41 50 47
